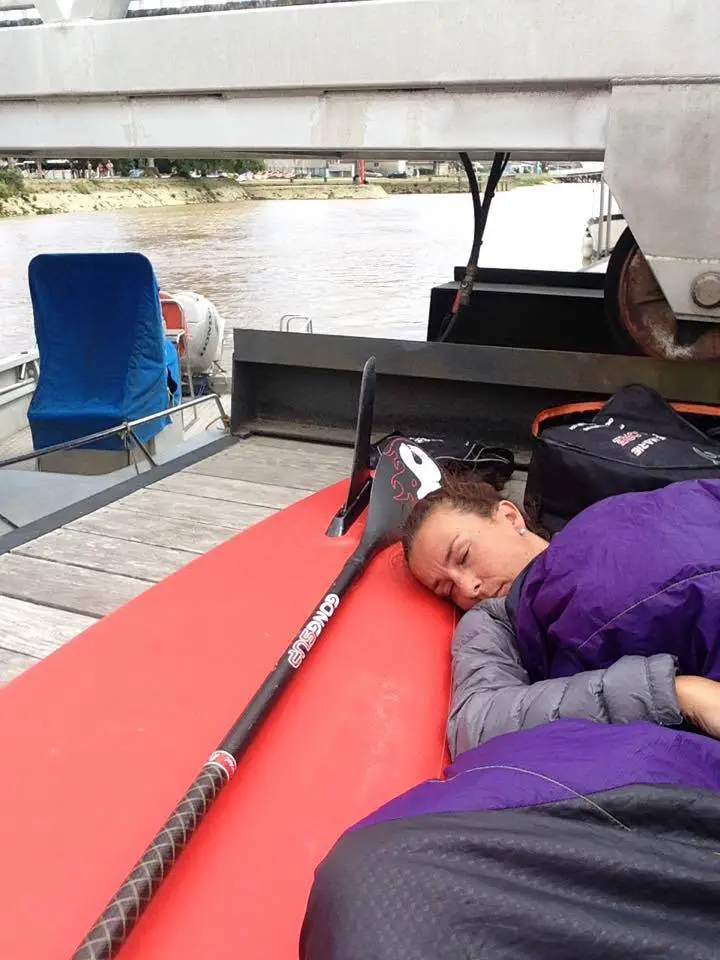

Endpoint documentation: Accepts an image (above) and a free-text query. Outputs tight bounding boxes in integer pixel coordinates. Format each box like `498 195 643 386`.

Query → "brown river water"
0 184 601 355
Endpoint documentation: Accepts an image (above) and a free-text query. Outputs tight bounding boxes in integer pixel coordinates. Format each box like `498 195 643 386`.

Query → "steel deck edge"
0 433 238 556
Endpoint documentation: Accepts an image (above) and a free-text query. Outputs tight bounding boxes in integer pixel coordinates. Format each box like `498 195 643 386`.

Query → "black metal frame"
231 329 720 449
426 266 613 351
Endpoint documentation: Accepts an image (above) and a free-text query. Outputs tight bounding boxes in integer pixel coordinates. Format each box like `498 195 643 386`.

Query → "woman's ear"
497 499 525 531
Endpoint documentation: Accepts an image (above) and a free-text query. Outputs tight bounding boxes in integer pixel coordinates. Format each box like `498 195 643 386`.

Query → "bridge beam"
0 0 719 322
0 0 718 101
0 89 609 160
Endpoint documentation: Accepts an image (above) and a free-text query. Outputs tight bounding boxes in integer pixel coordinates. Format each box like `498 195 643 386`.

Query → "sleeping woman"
401 471 720 757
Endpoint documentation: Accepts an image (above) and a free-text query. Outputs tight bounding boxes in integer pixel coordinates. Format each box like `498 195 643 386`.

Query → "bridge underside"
0 89 608 161
0 0 715 161
0 0 719 323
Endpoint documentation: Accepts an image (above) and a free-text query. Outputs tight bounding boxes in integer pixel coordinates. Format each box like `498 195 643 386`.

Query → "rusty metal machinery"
605 229 720 361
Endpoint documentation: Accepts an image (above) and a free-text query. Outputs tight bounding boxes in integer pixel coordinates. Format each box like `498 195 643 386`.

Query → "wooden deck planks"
0 438 353 682
0 595 97 659
185 436 352 490
153 471 312 509
118 487 277 530
0 649 39 685
186 451 349 490
222 438 353 470
67 504 247 555
0 553 149 618
241 435 354 464
15 528 197 583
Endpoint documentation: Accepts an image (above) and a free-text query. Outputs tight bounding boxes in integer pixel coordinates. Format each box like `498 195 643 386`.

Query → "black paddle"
73 435 442 960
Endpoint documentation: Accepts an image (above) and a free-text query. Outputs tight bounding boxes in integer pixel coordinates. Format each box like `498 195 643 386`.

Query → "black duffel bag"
524 383 720 534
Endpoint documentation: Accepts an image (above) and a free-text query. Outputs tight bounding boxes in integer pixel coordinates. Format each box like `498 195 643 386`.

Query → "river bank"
0 178 389 218
0 173 552 219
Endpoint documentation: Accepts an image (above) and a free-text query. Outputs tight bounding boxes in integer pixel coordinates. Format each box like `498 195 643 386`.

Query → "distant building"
263 157 460 179
365 159 457 177
364 159 407 176
264 157 355 178
408 160 457 177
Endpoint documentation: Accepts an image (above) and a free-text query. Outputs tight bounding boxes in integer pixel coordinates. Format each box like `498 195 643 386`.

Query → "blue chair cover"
28 252 174 451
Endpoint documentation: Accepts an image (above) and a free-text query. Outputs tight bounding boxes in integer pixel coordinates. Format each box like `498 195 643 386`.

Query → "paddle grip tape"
72 751 237 960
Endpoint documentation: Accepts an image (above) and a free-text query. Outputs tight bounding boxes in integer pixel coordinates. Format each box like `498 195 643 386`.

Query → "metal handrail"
0 392 227 470
0 378 36 399
279 314 313 333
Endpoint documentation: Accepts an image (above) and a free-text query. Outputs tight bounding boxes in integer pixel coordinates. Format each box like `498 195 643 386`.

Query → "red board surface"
0 483 453 960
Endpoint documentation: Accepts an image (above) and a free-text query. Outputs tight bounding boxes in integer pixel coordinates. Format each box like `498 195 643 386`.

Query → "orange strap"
532 400 720 438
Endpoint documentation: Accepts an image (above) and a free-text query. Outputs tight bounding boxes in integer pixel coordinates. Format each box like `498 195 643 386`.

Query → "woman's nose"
454 571 483 602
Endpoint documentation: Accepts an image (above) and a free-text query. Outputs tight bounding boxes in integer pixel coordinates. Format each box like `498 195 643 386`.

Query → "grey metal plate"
231 329 720 446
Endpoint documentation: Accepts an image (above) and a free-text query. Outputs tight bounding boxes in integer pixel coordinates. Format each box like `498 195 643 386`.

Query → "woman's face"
407 502 538 610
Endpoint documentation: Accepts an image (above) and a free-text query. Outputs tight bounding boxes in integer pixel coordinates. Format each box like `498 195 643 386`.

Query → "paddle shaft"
73 551 369 960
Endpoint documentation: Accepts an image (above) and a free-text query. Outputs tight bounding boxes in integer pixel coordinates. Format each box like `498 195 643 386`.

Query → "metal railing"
279 314 313 333
0 378 34 400
0 393 227 471
596 179 613 261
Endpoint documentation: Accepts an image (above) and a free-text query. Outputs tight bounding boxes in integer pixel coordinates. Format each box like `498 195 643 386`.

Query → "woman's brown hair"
401 470 501 559
401 469 544 560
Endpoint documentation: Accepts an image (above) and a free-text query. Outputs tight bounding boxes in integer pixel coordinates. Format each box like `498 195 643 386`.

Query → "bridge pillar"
605 81 720 323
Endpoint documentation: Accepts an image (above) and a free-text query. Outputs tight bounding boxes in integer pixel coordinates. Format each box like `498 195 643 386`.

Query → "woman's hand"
675 676 720 738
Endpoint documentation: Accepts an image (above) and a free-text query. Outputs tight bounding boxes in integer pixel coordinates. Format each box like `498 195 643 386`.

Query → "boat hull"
0 481 453 959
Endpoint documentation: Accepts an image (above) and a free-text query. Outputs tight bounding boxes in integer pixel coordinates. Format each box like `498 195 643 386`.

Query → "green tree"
153 158 174 176
232 158 265 174
155 158 265 178
0 166 25 200
109 158 134 176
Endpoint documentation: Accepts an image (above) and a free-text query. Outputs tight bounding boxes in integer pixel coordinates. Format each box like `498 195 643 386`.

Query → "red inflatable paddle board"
0 482 453 959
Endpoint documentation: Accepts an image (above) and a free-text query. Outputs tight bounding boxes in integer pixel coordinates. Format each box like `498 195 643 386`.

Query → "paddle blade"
359 436 442 556
346 356 375 505
326 356 375 538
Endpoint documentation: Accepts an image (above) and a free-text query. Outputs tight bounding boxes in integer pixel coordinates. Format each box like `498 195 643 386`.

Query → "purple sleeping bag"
302 721 720 960
511 478 720 682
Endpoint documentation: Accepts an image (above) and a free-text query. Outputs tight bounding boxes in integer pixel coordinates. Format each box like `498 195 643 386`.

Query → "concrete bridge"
0 0 719 324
